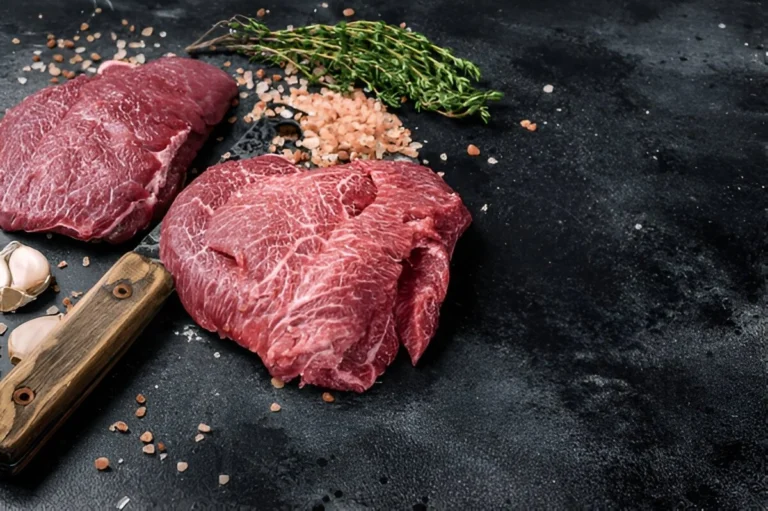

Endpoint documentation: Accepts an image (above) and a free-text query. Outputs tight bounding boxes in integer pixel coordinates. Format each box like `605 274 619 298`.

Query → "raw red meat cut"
0 57 237 243
160 155 471 392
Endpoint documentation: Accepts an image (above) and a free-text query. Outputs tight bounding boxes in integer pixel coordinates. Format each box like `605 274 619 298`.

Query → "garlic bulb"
0 241 52 312
8 314 62 365
8 245 50 295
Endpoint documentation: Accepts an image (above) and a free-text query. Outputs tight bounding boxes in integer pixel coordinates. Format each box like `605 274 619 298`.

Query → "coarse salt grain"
440 153 448 161
543 84 554 93
17 77 27 85
487 157 498 164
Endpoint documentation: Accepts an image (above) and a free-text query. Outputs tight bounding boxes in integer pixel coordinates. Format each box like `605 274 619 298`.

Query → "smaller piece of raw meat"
0 57 237 243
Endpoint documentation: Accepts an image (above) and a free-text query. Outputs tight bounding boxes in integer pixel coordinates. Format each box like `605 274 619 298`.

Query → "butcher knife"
0 116 296 474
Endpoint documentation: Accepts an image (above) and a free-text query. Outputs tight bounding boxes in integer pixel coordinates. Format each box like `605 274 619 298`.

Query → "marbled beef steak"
160 155 471 392
0 57 237 243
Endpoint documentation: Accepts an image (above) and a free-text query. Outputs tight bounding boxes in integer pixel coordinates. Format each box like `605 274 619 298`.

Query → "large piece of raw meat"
0 57 237 243
161 155 471 392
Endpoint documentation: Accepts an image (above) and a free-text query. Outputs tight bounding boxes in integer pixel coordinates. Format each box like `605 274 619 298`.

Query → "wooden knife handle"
0 252 174 474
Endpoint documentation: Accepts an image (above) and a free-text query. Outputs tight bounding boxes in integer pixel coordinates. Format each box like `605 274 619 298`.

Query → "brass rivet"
13 387 35 406
113 283 132 299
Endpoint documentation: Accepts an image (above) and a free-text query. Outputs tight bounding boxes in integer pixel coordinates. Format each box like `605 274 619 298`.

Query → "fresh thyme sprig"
186 16 503 122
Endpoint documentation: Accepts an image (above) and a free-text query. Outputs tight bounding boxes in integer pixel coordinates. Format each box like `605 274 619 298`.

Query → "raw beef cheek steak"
160 155 472 392
0 57 237 243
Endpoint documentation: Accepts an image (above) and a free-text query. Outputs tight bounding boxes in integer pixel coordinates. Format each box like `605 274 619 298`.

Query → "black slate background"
0 0 766 509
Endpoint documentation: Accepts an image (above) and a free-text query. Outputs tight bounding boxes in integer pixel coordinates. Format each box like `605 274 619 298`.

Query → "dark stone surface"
0 0 766 508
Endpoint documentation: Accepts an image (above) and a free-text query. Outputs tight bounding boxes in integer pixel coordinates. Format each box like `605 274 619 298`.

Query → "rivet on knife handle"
0 252 174 474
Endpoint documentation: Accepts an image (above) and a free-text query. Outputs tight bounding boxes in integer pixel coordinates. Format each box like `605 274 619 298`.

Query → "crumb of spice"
80 23 89 31
520 119 531 128
63 40 75 49
227 116 237 124
194 433 205 443
62 297 73 311
177 461 188 472
343 8 355 16
257 8 266 17
121 19 129 26
32 55 41 62
322 392 335 403
57 260 67 268
50 77 59 84
467 144 480 156
91 53 101 61
140 431 153 443
142 444 155 455
197 423 212 433
157 441 166 452
526 123 538 132
141 27 153 37
62 70 75 80
53 54 64 63
94 457 110 471
135 406 147 418
270 377 285 389
111 421 129 433
270 402 281 412
136 393 146 404
11 38 20 45
0 323 7 336
219 474 230 485
46 39 56 49
52 283 60 293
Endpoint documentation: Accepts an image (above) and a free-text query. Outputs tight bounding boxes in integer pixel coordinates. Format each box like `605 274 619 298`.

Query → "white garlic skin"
8 245 50 294
8 314 61 365
0 258 10 288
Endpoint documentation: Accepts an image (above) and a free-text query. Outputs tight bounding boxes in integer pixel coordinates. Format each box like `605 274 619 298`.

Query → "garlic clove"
8 314 62 365
0 258 10 288
8 245 51 295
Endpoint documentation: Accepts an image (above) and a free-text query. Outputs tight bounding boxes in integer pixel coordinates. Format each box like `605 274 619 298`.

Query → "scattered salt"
116 496 131 510
17 77 27 85
543 84 554 93
718 23 726 29
635 224 643 230
440 153 448 161
214 352 221 358
487 157 498 165
481 204 488 212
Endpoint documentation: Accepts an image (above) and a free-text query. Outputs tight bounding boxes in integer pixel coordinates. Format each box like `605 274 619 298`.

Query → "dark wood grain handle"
0 252 174 474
